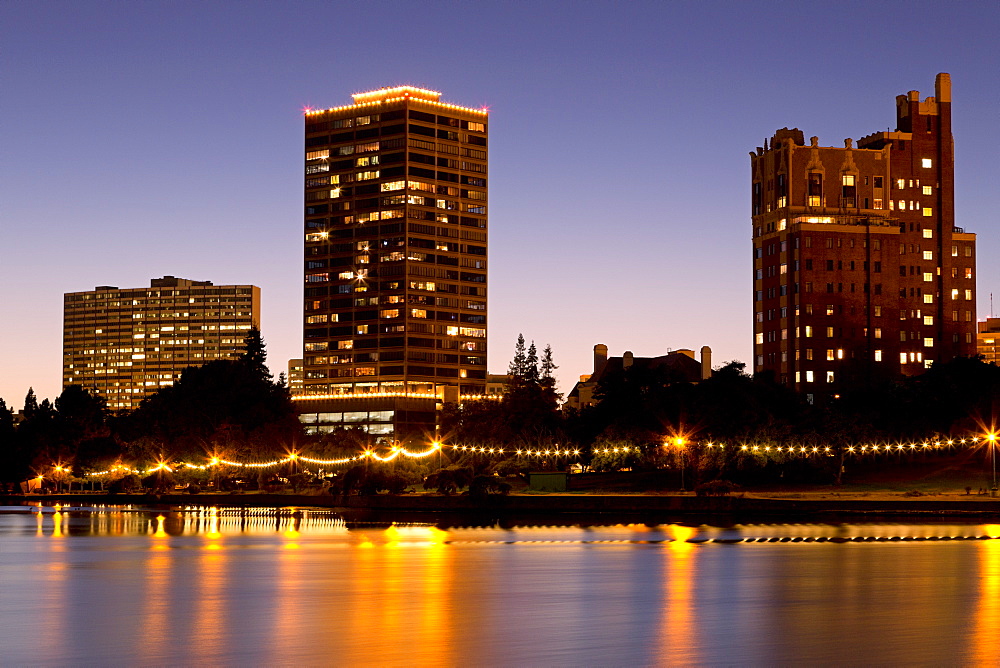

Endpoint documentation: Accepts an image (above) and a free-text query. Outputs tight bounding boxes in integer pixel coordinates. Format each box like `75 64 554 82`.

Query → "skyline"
3 1 999 407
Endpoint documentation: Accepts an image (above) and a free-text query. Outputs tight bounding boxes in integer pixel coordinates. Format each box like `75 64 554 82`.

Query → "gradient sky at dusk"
2 1 998 409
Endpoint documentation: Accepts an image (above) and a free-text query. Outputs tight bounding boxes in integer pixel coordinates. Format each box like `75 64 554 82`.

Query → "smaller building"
978 319 1000 366
287 359 304 396
564 344 713 410
63 276 260 410
486 373 511 396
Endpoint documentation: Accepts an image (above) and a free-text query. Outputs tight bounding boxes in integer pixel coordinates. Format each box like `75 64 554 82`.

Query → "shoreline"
5 491 1000 522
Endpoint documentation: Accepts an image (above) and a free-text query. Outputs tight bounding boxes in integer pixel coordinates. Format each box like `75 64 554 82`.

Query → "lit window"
804 326 813 338
756 333 764 344
900 353 908 364
337 340 353 350
842 175 855 186
875 328 882 339
924 316 934 325
965 289 973 300
874 199 883 209
826 349 835 361
380 309 400 319
966 268 973 279
411 309 428 319
923 294 934 304
923 273 933 282
306 315 328 324
923 208 933 217
826 326 834 337
837 349 844 360
922 158 933 168
874 306 882 317
922 186 932 195
805 370 814 383
952 289 960 300
875 350 882 362
897 179 905 189
924 359 933 369
356 325 368 335
921 251 933 261
826 371 835 383
924 338 934 348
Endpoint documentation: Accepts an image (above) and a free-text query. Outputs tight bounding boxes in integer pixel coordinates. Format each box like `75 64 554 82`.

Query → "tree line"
3 329 1000 491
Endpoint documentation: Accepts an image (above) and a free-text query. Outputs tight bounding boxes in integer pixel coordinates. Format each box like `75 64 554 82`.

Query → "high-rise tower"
297 86 488 438
750 74 975 399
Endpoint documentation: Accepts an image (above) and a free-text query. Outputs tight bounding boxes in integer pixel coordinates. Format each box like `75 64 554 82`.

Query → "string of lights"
50 431 999 480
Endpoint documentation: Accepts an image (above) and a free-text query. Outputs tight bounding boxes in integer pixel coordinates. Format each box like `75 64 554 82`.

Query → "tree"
0 398 24 487
241 326 273 382
507 334 527 388
541 345 557 386
23 388 38 420
122 358 301 462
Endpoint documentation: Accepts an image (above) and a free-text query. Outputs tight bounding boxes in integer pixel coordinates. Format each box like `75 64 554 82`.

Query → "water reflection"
661 525 697 666
8 508 1000 664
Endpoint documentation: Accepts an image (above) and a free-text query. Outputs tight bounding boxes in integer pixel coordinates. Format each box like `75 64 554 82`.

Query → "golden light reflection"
205 507 221 540
191 534 228 658
137 535 172 663
51 510 64 538
660 525 698 663
153 515 168 538
970 531 1000 664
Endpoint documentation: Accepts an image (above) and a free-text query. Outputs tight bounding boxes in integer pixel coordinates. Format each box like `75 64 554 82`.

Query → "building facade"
297 86 488 438
751 74 976 397
63 276 260 410
977 319 1000 366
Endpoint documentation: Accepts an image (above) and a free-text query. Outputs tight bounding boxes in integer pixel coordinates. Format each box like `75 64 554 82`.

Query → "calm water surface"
2 504 1000 666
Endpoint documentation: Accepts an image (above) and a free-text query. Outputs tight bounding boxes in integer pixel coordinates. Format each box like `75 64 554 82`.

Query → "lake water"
2 504 1000 666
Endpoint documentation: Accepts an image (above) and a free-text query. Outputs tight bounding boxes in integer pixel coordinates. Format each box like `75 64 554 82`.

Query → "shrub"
695 479 740 497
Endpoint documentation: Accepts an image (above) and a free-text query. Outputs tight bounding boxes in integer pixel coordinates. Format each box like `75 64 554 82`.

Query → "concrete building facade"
63 276 259 410
751 74 975 398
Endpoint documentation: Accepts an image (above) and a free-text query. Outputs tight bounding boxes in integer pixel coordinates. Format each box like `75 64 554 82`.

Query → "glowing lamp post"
670 437 687 492
989 433 998 497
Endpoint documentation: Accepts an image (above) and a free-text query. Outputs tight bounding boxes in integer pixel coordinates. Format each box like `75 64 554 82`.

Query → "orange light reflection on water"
660 524 699 665
970 527 1000 664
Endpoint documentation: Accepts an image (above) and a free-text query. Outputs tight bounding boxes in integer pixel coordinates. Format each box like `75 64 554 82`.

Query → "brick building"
751 74 976 399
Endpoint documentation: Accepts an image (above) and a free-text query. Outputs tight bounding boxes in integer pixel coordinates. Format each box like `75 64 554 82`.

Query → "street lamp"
669 437 687 492
989 433 998 497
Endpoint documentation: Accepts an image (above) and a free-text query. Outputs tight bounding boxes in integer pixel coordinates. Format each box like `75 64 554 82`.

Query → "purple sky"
2 1 999 409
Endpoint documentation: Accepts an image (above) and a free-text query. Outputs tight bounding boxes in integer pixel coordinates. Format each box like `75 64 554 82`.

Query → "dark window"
409 110 436 122
408 124 436 137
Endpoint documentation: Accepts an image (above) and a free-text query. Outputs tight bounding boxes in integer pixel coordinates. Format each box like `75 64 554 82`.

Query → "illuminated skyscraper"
297 86 488 437
751 74 976 398
63 276 259 410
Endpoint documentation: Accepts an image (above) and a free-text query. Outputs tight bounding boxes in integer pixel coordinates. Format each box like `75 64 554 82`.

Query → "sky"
2 0 999 409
